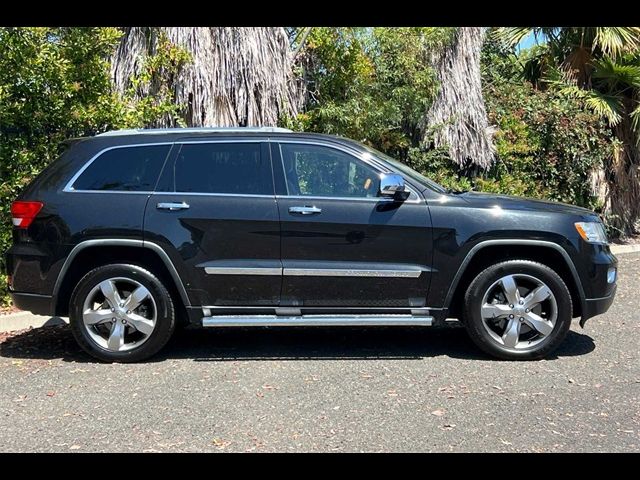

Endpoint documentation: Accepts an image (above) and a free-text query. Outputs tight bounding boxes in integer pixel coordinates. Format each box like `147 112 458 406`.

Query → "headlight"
575 222 608 244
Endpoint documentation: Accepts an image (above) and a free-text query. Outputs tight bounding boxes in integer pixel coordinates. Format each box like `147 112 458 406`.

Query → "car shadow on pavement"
0 324 596 363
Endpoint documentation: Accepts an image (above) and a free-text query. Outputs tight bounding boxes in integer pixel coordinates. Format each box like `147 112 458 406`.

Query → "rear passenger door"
144 140 281 307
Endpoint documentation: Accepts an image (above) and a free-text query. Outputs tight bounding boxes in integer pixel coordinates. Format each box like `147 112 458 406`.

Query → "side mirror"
379 173 409 200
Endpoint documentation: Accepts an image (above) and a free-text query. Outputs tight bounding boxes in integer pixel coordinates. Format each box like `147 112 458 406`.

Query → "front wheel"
69 264 176 362
463 260 572 360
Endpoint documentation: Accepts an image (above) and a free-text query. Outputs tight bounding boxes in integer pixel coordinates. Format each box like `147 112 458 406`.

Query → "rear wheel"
463 260 572 360
69 264 176 362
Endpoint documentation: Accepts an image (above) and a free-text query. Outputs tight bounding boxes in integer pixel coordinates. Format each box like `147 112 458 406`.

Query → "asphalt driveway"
1 254 638 452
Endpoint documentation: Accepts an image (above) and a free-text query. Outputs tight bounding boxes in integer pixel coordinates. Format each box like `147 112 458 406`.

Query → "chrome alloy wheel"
82 277 157 352
480 274 558 351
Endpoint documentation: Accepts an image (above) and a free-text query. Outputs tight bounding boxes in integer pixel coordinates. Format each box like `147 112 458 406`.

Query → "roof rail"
96 127 293 137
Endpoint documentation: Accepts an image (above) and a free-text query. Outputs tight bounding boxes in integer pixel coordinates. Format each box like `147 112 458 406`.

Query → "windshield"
355 142 447 194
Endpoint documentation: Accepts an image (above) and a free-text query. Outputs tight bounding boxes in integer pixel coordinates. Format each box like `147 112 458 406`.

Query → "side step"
202 314 433 327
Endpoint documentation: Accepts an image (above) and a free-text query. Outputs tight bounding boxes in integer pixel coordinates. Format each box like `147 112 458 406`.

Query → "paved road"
1 255 639 452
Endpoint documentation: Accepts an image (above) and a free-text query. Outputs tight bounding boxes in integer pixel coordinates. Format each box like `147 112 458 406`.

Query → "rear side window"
72 145 170 192
174 143 272 195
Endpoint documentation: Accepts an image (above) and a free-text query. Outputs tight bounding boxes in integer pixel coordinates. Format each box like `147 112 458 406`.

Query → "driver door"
272 141 433 309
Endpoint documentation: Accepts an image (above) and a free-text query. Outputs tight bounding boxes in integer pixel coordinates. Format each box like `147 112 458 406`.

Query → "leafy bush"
480 39 615 210
0 27 188 305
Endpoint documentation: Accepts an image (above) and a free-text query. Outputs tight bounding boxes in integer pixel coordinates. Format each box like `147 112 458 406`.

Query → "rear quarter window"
70 144 171 192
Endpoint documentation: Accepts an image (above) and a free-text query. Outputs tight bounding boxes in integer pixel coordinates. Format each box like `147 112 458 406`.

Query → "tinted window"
280 143 380 198
73 145 170 192
174 143 271 195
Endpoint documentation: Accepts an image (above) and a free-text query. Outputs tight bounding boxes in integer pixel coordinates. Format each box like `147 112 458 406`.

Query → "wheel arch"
444 240 585 319
53 239 190 317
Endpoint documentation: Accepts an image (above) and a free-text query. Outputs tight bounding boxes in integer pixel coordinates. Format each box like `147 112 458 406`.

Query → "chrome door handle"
289 206 322 215
156 202 190 211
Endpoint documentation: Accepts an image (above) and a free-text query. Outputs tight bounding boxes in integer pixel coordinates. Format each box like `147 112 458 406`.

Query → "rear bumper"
579 284 617 327
9 292 54 316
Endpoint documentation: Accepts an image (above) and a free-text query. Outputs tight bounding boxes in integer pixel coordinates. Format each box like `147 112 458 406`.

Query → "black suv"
5 127 617 362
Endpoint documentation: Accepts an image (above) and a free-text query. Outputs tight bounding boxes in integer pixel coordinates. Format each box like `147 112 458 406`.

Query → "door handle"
289 206 322 215
156 202 190 211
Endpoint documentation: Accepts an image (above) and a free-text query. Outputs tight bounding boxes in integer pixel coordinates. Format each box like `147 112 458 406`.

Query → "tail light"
11 201 44 228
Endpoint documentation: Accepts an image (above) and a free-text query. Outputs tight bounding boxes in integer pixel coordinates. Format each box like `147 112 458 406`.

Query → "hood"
456 191 597 217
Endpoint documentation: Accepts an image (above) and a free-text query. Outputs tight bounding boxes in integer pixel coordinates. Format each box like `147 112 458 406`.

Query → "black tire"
463 260 572 360
69 264 176 363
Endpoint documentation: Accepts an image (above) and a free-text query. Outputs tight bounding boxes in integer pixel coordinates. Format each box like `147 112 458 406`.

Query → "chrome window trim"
63 137 426 201
275 194 422 204
153 191 275 199
63 143 174 193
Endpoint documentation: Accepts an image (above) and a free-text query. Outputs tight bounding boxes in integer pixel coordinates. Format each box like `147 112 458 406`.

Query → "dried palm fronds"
423 27 495 169
111 27 301 127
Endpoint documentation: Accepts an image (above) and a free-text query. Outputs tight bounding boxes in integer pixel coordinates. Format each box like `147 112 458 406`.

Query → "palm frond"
591 56 640 90
551 78 623 126
585 91 623 126
492 27 534 47
630 102 640 146
593 27 640 58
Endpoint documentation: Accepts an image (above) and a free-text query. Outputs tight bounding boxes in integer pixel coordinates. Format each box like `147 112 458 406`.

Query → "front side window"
72 145 170 192
174 143 272 195
280 143 380 198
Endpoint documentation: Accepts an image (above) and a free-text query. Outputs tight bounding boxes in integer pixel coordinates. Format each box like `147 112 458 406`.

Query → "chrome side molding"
204 267 282 275
282 268 421 278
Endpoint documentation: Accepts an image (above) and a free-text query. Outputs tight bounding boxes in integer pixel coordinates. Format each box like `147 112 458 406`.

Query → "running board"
202 315 433 327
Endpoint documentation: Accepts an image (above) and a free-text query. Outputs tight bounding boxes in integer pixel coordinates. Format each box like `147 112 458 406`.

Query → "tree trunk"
111 27 301 127
423 27 495 169
603 114 640 235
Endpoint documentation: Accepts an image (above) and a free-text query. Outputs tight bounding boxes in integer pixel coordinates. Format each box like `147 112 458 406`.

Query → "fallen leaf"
431 409 445 416
212 438 231 449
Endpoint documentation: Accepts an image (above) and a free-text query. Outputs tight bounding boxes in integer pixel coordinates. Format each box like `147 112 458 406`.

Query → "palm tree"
424 27 495 169
495 27 640 234
111 27 301 128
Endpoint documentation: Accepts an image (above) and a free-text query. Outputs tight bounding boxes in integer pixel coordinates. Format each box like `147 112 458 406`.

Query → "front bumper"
579 284 617 327
9 292 54 316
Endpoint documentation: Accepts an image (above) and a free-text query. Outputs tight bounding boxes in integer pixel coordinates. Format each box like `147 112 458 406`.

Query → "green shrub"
0 27 188 305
